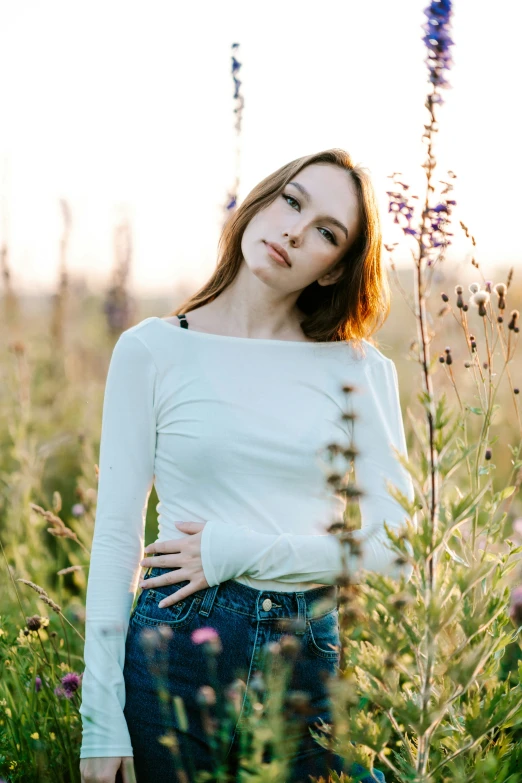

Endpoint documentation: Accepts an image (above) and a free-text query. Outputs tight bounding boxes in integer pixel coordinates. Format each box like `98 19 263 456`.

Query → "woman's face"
241 163 361 292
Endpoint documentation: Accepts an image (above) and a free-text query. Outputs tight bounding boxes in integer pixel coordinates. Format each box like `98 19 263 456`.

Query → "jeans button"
262 598 272 611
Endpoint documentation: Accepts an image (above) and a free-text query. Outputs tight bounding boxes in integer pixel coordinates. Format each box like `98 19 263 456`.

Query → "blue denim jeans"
122 567 386 783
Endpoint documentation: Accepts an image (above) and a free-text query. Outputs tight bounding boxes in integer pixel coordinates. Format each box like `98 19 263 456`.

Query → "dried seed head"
26 615 43 631
494 282 507 296
455 285 463 294
470 290 490 306
485 448 492 460
468 283 480 294
441 292 449 302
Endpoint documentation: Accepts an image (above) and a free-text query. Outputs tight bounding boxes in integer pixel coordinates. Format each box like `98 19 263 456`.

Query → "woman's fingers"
142 522 206 555
143 537 182 556
139 569 188 590
157 578 208 608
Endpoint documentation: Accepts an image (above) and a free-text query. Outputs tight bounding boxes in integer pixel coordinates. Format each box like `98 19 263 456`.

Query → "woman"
79 149 415 783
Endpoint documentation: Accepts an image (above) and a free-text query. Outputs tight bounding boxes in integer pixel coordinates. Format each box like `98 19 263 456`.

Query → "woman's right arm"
79 328 157 762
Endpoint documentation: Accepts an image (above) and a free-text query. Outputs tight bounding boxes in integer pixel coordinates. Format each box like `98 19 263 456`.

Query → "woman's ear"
317 263 344 287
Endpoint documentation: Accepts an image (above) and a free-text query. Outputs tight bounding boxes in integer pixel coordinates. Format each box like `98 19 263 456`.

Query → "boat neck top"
79 314 416 758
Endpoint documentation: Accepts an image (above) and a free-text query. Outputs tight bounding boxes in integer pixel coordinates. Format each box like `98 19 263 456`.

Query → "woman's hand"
138 521 210 608
80 755 134 782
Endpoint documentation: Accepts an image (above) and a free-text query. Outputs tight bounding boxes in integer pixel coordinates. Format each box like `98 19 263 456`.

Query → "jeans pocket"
132 575 202 629
306 608 340 661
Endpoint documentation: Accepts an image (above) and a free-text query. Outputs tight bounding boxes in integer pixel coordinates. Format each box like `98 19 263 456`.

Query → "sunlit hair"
168 148 390 356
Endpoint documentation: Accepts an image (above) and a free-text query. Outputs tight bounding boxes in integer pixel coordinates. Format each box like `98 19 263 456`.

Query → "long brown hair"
167 148 390 355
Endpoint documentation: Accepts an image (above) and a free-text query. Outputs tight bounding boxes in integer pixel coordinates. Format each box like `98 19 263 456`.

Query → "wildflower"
71 503 85 517
455 285 464 308
470 290 490 317
191 626 222 654
422 0 454 99
55 671 82 699
386 186 419 238
224 679 245 715
30 732 39 740
494 282 507 310
196 685 216 707
26 615 44 632
35 676 42 692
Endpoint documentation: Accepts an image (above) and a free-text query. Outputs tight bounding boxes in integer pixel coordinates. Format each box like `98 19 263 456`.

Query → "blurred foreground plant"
310 1 522 780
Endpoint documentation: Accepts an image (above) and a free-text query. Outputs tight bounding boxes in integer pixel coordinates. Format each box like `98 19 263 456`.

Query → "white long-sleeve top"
79 315 416 758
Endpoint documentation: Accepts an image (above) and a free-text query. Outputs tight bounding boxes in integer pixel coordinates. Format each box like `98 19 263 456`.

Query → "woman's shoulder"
360 339 393 364
111 316 166 367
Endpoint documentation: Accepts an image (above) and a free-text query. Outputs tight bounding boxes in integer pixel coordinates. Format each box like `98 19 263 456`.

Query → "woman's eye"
283 193 300 210
281 194 337 245
318 227 336 244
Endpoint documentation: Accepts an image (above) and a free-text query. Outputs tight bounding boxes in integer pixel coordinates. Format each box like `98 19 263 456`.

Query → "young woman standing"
79 149 414 783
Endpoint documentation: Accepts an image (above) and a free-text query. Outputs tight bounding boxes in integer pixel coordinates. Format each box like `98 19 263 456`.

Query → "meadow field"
1 258 522 781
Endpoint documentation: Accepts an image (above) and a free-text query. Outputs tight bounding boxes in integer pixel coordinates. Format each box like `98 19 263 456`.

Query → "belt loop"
294 592 307 635
198 584 219 617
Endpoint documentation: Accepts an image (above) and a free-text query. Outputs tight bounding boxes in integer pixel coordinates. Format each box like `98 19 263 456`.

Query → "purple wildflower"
55 671 82 699
71 503 85 517
387 177 420 239
35 676 42 692
423 0 455 101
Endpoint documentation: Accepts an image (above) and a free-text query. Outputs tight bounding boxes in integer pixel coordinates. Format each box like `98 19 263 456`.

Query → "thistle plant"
310 2 522 780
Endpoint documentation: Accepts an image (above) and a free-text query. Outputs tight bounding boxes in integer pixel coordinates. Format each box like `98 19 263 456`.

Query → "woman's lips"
264 242 291 267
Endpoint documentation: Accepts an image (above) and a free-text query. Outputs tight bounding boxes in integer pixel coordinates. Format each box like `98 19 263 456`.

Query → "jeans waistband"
143 567 339 636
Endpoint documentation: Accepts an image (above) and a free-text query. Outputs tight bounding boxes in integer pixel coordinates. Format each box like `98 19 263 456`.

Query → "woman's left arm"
199 357 417 587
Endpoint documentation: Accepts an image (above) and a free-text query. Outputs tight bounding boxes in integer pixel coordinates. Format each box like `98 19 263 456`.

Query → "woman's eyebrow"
287 181 349 240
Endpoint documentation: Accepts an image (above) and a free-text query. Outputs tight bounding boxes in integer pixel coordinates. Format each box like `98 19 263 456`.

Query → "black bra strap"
177 313 189 329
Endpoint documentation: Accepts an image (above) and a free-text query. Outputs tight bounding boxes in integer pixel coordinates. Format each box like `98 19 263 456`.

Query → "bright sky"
0 0 520 295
